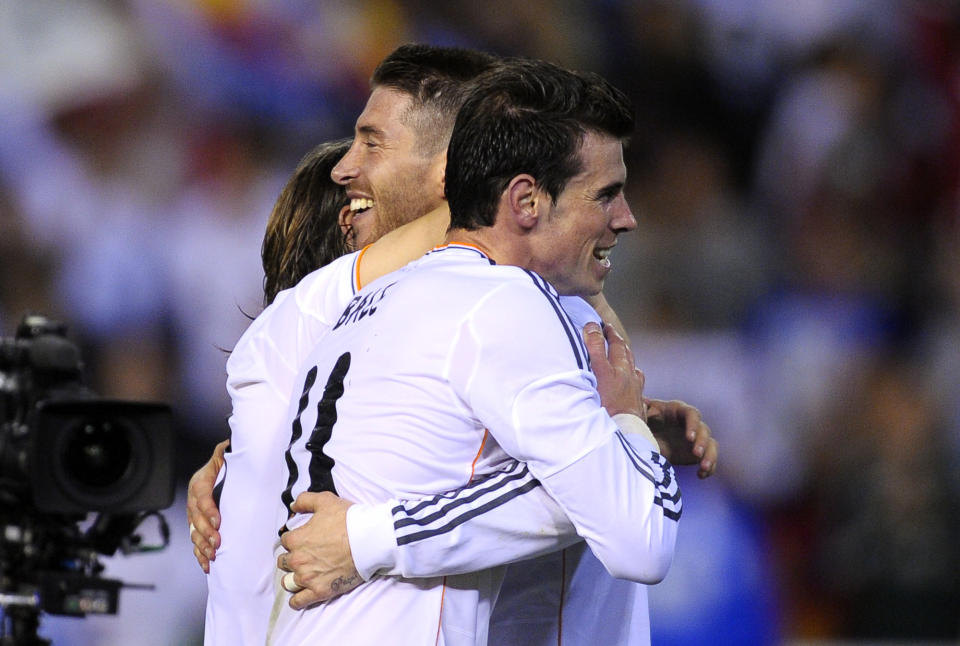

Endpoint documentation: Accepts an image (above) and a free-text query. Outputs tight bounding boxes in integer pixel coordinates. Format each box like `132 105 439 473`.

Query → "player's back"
285 244 520 503
206 250 362 646
270 244 534 645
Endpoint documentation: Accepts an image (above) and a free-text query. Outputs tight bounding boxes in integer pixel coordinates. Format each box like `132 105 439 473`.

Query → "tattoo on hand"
330 573 361 593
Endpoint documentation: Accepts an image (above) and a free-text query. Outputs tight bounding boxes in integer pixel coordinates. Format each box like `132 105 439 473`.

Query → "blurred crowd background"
2 1 959 644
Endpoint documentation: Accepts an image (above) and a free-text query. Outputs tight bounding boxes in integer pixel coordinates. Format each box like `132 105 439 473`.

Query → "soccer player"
199 137 352 644
191 45 716 646
268 57 681 645
199 44 501 646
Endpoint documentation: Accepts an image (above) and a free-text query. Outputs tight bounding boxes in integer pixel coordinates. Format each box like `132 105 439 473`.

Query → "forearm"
346 459 580 580
538 428 680 583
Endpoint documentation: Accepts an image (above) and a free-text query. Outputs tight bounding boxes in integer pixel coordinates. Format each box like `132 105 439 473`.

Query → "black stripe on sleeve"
521 269 586 370
395 479 542 546
393 463 536 528
614 431 682 521
391 461 543 545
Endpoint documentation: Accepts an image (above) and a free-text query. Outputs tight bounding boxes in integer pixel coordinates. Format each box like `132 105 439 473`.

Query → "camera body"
0 314 176 634
0 314 174 514
29 399 174 514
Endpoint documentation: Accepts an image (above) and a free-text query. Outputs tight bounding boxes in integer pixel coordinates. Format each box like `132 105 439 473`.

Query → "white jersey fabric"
270 244 681 645
203 250 364 646
346 296 669 645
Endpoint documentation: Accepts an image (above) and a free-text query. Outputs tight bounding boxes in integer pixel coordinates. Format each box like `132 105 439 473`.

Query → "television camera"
0 314 175 645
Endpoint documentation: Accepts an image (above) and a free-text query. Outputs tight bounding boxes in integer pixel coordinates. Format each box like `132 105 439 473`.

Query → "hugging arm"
277 319 682 608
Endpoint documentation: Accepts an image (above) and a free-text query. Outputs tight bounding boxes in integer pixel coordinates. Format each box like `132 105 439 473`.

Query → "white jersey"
203 250 364 646
346 296 666 645
270 244 681 645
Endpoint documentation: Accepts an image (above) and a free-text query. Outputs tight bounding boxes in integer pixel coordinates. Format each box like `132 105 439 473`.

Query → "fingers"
603 322 634 370
290 588 323 610
193 541 210 574
582 322 606 366
644 398 663 419
211 439 230 471
281 571 304 593
682 403 703 443
277 549 357 609
186 452 225 571
290 490 337 515
698 437 718 479
583 321 633 373
276 551 322 607
189 517 217 570
187 488 220 548
585 321 644 417
287 572 364 610
676 405 717 478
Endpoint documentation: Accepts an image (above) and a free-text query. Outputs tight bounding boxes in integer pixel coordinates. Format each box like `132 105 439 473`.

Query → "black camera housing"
30 398 174 514
1 314 175 515
0 314 176 636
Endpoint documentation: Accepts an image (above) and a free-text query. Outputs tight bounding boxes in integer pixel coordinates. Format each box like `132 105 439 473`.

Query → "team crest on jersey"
333 281 396 330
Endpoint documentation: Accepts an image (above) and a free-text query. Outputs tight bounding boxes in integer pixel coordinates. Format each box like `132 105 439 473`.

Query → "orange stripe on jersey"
354 244 373 291
435 241 487 254
468 430 489 484
433 576 447 646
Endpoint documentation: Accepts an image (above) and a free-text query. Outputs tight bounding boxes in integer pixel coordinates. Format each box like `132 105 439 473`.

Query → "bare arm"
357 205 450 287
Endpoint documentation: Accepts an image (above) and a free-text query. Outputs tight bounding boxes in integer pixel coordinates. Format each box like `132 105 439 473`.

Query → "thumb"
643 399 660 418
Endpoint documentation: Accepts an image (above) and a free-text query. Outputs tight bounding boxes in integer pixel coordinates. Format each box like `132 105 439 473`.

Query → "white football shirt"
270 244 680 645
203 250 364 646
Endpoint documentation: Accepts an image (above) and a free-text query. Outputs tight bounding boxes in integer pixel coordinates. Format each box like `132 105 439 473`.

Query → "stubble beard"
372 163 441 242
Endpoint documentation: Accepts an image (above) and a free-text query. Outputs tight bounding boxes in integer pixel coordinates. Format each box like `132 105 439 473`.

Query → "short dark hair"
371 43 498 156
261 139 352 305
445 58 635 230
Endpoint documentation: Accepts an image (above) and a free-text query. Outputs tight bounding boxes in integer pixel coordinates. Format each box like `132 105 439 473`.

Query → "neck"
444 226 533 268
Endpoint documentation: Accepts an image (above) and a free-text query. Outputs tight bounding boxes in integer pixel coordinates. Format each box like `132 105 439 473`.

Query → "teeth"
594 247 612 268
350 198 375 212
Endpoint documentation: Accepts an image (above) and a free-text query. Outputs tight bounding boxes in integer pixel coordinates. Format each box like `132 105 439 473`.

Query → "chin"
559 283 602 298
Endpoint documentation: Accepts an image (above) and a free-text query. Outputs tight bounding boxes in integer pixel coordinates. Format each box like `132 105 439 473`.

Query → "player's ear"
338 205 355 248
506 174 539 231
433 150 447 202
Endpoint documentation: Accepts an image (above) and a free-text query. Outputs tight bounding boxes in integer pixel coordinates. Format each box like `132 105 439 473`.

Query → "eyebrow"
356 124 385 139
593 181 624 201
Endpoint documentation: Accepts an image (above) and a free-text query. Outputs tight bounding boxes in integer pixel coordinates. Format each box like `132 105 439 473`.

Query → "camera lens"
33 399 173 513
62 420 133 489
47 410 152 511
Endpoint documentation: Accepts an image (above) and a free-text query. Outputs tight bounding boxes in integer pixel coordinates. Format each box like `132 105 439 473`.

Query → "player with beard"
191 46 717 646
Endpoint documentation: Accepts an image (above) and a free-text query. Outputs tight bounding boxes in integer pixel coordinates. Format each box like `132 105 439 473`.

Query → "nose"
611 194 637 233
331 141 360 185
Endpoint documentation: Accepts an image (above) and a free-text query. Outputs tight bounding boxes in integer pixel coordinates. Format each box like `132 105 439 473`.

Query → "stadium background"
1 1 958 644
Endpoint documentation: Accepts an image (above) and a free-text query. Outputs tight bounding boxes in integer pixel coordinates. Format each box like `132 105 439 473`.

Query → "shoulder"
227 251 362 380
463 270 592 371
557 296 600 329
291 251 363 307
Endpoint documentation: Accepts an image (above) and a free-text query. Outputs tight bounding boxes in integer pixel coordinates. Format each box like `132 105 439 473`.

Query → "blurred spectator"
806 354 960 639
2 0 960 644
160 120 283 440
606 133 774 330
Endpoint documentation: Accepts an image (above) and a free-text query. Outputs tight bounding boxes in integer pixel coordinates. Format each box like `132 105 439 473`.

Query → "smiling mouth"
593 247 612 268
350 198 375 215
